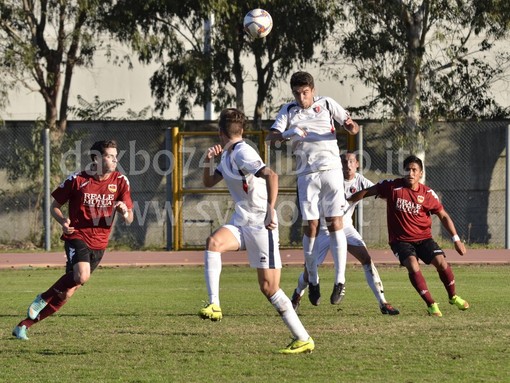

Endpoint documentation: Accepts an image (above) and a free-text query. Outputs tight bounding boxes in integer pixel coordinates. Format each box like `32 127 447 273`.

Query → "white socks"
303 235 319 285
204 250 222 306
270 289 309 341
329 229 347 284
363 262 386 305
295 272 307 295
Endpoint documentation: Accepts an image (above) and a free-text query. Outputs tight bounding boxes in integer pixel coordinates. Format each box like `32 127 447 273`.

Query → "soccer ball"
243 9 273 39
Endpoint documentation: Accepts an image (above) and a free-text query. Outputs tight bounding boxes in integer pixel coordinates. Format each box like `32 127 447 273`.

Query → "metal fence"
0 119 508 250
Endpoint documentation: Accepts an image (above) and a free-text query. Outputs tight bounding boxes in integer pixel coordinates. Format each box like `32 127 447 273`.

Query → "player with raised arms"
198 108 314 354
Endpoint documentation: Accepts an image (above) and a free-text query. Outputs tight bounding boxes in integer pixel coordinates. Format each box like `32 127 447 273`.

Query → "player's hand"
264 209 277 230
282 127 307 140
206 145 223 159
454 240 466 255
62 218 75 234
114 201 129 218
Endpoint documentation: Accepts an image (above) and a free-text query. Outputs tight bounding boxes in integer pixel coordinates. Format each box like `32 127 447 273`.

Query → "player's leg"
427 240 469 311
403 256 440 316
297 173 322 305
15 241 96 339
326 216 347 304
13 286 80 340
348 243 400 315
321 168 348 305
27 240 90 319
244 225 314 353
291 226 329 310
199 225 241 321
258 268 314 354
394 241 440 316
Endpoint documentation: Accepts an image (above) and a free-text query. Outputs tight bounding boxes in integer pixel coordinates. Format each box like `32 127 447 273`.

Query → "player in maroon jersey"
348 155 469 317
12 140 133 340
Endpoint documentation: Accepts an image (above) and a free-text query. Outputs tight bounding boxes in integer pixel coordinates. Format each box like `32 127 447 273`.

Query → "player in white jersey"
266 71 359 306
198 108 314 354
290 153 400 315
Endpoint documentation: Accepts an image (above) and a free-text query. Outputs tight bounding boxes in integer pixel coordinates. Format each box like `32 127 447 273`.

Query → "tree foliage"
329 0 510 154
0 0 115 135
107 0 341 122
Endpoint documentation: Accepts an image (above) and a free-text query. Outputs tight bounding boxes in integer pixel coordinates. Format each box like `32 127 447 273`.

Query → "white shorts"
297 168 346 220
315 225 366 266
223 224 282 269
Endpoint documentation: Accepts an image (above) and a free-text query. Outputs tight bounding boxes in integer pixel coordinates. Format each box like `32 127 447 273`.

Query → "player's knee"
74 273 90 285
206 235 221 252
259 282 278 299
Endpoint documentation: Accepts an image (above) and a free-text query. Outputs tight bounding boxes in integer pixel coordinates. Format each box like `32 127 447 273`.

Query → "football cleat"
198 303 223 321
12 325 29 340
427 302 442 317
291 289 302 311
330 283 345 305
278 337 315 354
380 302 400 315
308 283 321 306
449 295 470 310
27 294 48 320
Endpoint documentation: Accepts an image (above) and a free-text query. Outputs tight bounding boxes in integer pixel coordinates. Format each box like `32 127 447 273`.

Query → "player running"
13 140 133 340
198 108 314 354
348 155 469 317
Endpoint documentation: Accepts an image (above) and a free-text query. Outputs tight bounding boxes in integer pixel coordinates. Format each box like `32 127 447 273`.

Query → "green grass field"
1 264 509 383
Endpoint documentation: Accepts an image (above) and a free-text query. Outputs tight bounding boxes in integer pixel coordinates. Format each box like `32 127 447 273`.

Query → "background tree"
0 0 116 137
328 0 510 158
107 0 341 123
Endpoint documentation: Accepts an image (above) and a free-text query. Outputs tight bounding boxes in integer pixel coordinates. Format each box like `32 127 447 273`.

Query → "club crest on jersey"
313 106 321 113
417 195 425 203
108 184 118 193
350 186 357 194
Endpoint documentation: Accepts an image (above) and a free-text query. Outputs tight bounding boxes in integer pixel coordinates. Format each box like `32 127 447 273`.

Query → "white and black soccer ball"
243 9 273 39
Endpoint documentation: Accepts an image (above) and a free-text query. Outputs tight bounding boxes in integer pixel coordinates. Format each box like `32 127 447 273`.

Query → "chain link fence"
0 119 508 250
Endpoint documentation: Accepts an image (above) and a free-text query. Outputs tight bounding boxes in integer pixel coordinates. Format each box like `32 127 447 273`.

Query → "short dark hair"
218 108 246 139
403 155 423 170
90 140 117 161
290 71 314 89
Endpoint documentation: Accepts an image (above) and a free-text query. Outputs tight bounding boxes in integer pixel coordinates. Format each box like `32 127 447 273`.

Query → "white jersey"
319 172 374 230
216 141 267 226
271 96 350 176
343 173 374 227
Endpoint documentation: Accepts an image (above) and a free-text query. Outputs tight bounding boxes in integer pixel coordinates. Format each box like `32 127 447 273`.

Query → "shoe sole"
199 313 222 321
279 346 314 354
381 310 400 315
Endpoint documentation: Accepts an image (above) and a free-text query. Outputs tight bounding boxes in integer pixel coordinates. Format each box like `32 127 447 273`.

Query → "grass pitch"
1 264 509 382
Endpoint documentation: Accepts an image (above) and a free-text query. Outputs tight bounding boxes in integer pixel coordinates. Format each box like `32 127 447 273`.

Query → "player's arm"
436 209 466 256
266 127 307 145
50 199 75 234
255 166 278 230
114 200 134 224
344 117 360 135
203 144 224 187
347 184 378 203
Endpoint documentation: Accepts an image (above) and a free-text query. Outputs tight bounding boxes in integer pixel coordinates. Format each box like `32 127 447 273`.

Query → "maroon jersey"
52 170 133 250
375 178 443 244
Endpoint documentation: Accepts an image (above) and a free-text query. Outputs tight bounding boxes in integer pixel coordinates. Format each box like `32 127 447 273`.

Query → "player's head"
341 152 359 180
403 155 423 187
89 140 118 175
218 108 246 140
290 71 315 109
